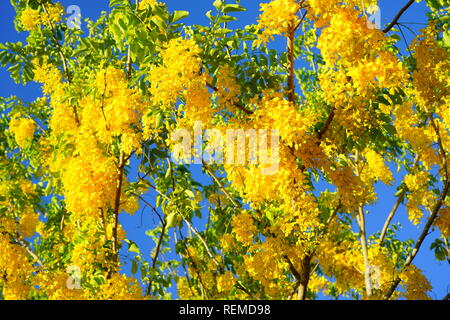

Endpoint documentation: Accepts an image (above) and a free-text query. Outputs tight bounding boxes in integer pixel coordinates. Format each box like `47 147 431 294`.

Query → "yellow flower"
9 115 35 148
216 272 235 293
19 209 39 238
138 0 159 9
19 3 64 31
20 8 41 30
400 265 432 300
435 207 450 237
255 0 301 46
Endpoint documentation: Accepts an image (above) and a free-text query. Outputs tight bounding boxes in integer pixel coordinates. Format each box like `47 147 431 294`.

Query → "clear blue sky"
0 0 448 299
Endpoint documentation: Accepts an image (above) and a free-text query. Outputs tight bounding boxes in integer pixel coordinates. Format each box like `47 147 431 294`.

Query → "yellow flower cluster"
216 272 235 293
138 0 159 10
84 66 145 153
307 273 329 295
33 271 85 300
177 277 197 299
394 102 439 168
400 265 432 300
20 8 41 30
255 0 301 46
404 171 436 225
225 144 306 205
148 37 214 127
360 148 393 185
231 211 256 246
33 59 65 97
435 207 450 238
407 25 450 174
243 237 291 298
33 60 78 139
317 6 407 135
18 208 39 238
329 165 374 211
313 221 396 299
20 3 64 31
0 231 35 299
30 59 148 297
8 115 35 148
317 234 366 295
60 134 117 219
410 25 450 112
34 270 144 300
308 0 377 28
251 92 319 148
98 273 143 300
215 65 241 112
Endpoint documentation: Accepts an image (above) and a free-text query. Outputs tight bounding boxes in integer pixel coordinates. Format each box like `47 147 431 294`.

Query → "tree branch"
206 82 253 115
146 219 166 296
297 254 312 300
357 205 373 297
383 0 415 33
317 107 335 140
286 22 296 103
202 160 239 208
379 155 420 246
383 180 450 299
112 152 126 265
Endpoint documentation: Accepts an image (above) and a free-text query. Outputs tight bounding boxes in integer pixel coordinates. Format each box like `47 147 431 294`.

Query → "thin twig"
383 0 415 33
379 155 420 246
146 220 167 296
384 180 450 299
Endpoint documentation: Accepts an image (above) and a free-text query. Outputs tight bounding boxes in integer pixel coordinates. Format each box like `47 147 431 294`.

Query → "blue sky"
0 1 448 299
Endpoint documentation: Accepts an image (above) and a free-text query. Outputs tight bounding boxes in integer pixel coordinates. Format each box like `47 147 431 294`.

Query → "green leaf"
217 15 237 23
131 260 138 274
172 10 189 23
127 240 141 254
151 16 166 30
185 189 195 198
223 4 246 13
213 0 224 10
206 10 214 21
165 167 172 179
166 211 177 228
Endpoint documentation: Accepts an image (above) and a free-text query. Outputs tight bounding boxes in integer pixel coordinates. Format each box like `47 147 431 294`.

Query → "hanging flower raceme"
255 0 302 46
8 115 35 148
19 3 64 31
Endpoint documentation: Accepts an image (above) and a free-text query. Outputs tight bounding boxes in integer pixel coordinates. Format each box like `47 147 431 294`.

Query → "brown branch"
202 160 239 208
146 220 167 296
297 254 312 300
379 155 420 245
383 0 415 33
112 152 126 265
286 23 296 103
16 236 44 268
40 2 72 83
235 281 259 300
317 107 335 139
206 82 253 115
383 180 450 299
182 231 209 299
126 46 133 81
357 205 373 298
145 182 222 269
284 255 302 281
